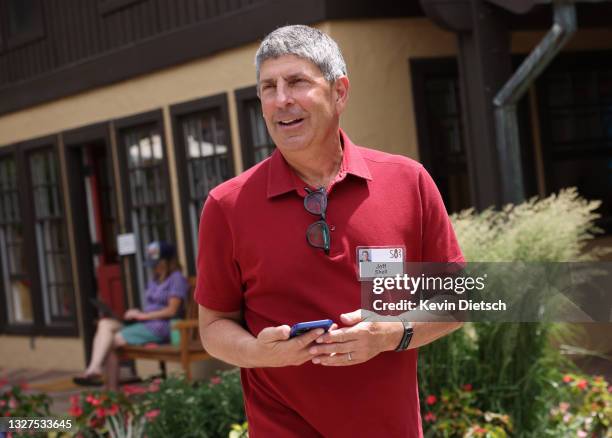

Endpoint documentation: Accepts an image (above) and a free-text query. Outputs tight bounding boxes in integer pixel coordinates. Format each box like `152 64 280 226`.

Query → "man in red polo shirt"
196 25 463 437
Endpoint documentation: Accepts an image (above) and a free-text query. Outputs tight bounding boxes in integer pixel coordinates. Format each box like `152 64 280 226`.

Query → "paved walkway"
0 367 147 415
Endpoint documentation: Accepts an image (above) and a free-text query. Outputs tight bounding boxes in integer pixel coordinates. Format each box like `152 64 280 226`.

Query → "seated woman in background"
73 241 188 389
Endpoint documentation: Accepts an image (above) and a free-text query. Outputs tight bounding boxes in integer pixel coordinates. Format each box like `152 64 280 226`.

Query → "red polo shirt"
195 130 463 437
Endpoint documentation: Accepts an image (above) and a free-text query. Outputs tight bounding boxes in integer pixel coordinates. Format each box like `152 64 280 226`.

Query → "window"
236 86 275 169
116 111 175 303
28 148 75 325
538 52 612 233
0 155 33 325
171 94 234 273
6 0 44 49
411 60 471 213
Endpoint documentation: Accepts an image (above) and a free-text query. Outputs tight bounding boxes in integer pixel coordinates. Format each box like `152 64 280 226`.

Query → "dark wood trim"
0 0 422 116
113 109 176 308
170 93 235 275
234 85 260 171
18 134 78 337
63 122 118 361
98 0 145 16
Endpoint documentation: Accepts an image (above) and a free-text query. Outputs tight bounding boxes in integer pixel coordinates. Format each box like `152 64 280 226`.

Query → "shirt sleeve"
418 166 464 263
194 194 243 312
168 272 188 300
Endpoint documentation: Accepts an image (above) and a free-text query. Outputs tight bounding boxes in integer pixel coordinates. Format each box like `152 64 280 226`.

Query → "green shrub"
419 188 606 436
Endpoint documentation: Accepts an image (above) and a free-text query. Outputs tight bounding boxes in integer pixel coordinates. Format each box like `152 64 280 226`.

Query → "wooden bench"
117 277 210 381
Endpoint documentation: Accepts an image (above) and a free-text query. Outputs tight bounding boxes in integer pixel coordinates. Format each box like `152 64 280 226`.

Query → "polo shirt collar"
266 129 372 199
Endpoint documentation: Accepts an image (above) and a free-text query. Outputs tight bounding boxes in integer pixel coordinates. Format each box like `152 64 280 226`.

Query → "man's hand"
247 324 337 368
309 310 403 366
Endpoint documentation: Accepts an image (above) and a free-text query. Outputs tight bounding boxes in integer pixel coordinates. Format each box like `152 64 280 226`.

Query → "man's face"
258 54 348 153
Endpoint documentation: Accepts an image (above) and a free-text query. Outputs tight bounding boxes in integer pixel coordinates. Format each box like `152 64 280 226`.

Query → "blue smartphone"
289 319 334 338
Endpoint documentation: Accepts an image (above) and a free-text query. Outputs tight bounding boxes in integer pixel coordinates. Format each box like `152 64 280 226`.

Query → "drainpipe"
493 1 577 204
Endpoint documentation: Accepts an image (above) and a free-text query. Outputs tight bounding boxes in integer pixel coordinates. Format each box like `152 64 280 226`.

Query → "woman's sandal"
72 374 104 387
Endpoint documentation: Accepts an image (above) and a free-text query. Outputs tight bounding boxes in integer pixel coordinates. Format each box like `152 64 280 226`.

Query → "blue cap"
144 241 176 267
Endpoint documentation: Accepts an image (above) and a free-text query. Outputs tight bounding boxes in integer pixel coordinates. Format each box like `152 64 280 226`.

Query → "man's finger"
259 325 291 342
291 328 325 348
308 340 357 356
313 351 358 366
316 327 358 344
340 309 362 326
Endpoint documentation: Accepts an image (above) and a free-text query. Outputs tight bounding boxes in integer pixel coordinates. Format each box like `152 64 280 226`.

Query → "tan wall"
328 19 457 158
0 336 85 370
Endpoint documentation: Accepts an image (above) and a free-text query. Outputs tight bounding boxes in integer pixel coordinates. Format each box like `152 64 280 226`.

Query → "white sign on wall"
117 233 137 255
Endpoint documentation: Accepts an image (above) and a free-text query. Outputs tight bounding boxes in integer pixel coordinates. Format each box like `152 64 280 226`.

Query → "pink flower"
577 430 587 438
210 376 222 386
95 407 106 418
0 378 8 387
426 395 437 405
576 379 588 390
0 400 5 407
424 412 436 422
559 402 570 413
122 385 147 396
68 406 83 417
8 398 17 409
148 381 160 392
145 409 160 420
607 385 612 393
563 375 573 383
563 414 571 423
462 384 473 392
70 395 80 407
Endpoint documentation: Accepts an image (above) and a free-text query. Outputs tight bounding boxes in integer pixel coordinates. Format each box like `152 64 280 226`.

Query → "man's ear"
334 76 350 112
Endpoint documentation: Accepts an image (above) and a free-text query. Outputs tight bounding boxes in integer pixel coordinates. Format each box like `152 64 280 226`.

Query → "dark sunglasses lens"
304 190 327 215
306 221 330 251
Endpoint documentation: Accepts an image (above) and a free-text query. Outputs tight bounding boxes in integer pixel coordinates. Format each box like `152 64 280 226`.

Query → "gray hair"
255 25 347 85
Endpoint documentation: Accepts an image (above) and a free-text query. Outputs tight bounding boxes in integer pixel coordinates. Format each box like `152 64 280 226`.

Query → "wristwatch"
394 320 413 352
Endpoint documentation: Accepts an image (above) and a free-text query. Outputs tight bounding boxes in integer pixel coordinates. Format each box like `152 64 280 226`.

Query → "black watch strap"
394 320 413 352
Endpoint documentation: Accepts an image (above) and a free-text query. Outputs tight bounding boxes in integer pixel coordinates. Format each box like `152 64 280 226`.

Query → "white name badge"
356 246 405 281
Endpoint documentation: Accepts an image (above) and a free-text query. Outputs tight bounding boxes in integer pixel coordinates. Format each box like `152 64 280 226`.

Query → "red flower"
0 400 5 407
4 411 11 417
145 409 160 420
108 404 120 416
474 426 487 435
68 406 83 417
122 384 147 396
148 381 160 392
95 407 106 418
426 395 437 405
462 384 473 392
424 412 436 422
210 376 222 386
577 379 588 390
0 378 8 387
608 385 612 393
563 375 573 383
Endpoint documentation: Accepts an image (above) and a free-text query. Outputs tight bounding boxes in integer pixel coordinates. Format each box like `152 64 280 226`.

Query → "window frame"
235 85 275 170
2 135 79 336
114 109 176 308
170 93 235 275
